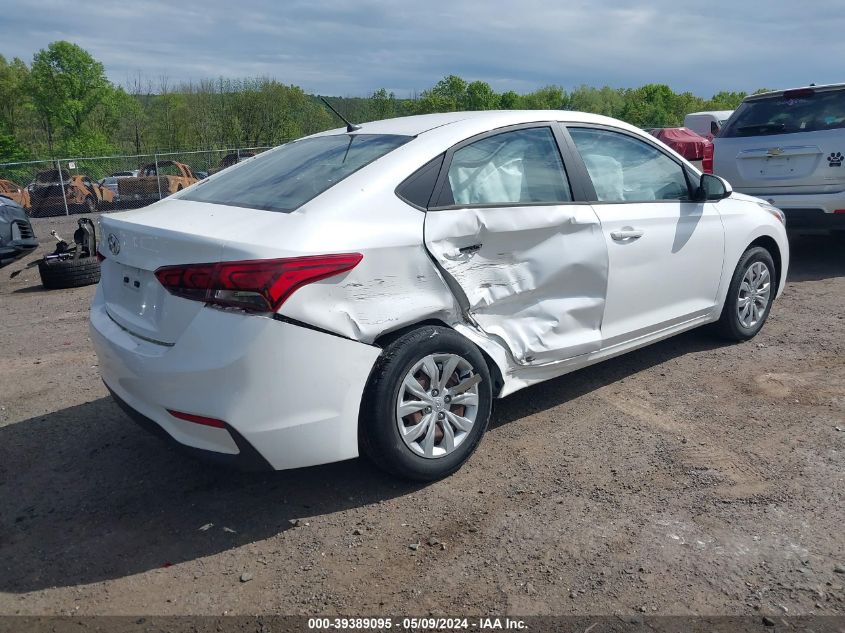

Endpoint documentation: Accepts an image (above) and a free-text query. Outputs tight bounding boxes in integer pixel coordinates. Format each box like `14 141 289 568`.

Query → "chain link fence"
0 147 276 218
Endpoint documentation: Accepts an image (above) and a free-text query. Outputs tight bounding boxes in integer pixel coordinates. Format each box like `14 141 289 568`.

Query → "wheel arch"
747 234 782 291
373 319 506 398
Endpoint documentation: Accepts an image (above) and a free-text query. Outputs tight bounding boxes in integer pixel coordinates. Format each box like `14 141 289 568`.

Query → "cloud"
1 0 837 97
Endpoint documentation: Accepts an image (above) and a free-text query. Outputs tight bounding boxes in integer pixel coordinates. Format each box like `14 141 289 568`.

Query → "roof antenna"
320 96 361 133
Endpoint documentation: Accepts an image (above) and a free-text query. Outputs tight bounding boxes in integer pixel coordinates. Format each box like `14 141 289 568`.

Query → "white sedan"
90 111 789 481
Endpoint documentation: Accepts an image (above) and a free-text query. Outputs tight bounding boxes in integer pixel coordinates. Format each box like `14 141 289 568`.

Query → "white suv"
712 83 845 230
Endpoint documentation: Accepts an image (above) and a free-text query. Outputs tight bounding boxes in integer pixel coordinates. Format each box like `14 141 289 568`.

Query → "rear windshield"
721 89 845 137
180 134 411 212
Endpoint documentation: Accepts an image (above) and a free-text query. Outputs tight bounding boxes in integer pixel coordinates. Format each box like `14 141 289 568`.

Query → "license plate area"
759 156 795 177
109 264 161 317
121 267 144 291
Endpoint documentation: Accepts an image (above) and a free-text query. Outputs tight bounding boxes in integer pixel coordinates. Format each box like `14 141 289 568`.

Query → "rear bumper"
90 285 382 471
736 188 845 229
779 208 845 229
106 384 274 470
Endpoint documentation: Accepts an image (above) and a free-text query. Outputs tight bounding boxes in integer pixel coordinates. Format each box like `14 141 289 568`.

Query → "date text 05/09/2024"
307 617 528 630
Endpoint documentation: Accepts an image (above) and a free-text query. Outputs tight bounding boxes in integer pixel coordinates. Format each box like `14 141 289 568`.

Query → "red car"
648 127 712 162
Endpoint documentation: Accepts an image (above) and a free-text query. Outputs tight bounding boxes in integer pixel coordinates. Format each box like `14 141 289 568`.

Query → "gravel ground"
0 212 843 617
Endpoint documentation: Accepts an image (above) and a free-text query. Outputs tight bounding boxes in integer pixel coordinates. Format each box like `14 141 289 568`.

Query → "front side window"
440 127 571 206
569 127 691 202
180 134 411 213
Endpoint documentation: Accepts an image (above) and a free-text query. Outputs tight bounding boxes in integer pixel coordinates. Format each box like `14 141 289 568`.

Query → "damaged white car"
90 111 789 480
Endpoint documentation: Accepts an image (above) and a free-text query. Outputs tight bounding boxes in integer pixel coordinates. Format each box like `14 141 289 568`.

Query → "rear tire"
714 246 776 341
38 257 101 289
359 326 492 481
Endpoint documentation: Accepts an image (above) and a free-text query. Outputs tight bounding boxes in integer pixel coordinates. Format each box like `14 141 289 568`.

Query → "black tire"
38 257 101 289
714 246 776 341
83 196 96 213
359 326 493 481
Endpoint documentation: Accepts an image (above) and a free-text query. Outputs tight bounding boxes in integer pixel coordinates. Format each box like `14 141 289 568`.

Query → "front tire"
715 246 776 341
360 326 492 481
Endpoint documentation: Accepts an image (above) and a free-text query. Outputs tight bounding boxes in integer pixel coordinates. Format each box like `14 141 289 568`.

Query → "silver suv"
712 83 845 230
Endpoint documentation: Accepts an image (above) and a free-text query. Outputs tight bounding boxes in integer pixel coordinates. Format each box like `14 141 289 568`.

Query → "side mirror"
697 173 732 201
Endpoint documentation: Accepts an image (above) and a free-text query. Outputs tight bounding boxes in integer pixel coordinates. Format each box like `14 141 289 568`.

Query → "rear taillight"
702 142 714 174
154 253 363 312
96 251 106 263
834 209 845 215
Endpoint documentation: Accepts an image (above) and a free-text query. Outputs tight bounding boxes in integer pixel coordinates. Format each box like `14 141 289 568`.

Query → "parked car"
91 111 789 481
29 169 115 216
208 152 255 175
195 171 209 180
98 173 138 202
117 161 198 204
648 127 712 161
99 177 121 199
711 83 845 230
0 196 37 268
684 110 734 140
0 179 31 210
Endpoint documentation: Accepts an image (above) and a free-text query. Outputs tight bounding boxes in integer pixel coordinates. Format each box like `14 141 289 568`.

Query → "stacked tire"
38 257 100 289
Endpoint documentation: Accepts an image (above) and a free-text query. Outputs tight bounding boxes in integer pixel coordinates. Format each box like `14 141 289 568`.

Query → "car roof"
745 82 845 101
309 110 644 139
292 109 702 217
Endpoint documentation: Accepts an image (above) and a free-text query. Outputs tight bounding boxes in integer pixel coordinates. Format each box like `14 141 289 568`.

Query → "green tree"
521 85 566 110
499 90 522 109
620 84 681 127
465 81 499 110
2 42 781 161
415 74 468 113
0 56 31 136
370 88 398 119
0 133 29 162
28 41 113 153
707 91 747 110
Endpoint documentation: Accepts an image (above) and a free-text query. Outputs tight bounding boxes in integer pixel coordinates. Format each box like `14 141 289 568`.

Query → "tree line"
0 41 762 162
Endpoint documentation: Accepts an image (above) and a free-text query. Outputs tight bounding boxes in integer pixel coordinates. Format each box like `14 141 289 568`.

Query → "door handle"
458 243 482 254
610 228 644 242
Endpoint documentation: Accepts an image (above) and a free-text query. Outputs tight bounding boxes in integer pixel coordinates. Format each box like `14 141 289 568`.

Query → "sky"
2 0 841 98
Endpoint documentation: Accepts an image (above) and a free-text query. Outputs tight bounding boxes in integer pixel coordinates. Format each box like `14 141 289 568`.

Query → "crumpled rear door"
424 204 608 366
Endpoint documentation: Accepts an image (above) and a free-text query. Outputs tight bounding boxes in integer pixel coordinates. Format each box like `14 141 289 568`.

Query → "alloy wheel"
395 353 481 459
737 261 771 328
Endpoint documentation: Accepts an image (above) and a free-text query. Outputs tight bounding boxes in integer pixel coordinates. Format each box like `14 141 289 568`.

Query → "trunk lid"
714 129 845 194
98 199 305 345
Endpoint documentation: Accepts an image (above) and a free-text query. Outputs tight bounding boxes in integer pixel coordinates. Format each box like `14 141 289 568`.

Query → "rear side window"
181 134 411 212
721 89 845 137
396 154 444 209
569 127 691 202
437 127 572 207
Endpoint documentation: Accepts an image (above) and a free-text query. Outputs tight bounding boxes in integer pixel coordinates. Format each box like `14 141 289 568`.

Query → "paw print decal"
828 151 843 167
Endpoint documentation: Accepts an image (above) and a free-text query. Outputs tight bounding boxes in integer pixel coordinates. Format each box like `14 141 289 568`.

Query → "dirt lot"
0 213 843 617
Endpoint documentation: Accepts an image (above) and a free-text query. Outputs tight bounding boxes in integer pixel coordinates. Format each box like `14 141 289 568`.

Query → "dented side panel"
277 197 463 344
280 243 462 342
424 204 609 366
